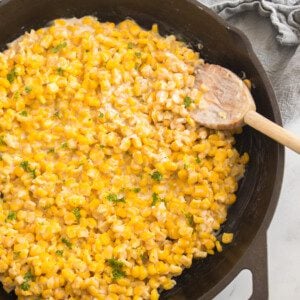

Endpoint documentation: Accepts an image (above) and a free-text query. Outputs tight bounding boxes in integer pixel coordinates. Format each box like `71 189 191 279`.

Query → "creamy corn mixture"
0 17 249 300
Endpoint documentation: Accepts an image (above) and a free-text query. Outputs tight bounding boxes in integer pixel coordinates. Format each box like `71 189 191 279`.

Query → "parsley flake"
25 86 32 93
14 91 20 99
19 111 28 117
47 148 55 153
55 250 64 256
99 112 104 118
7 68 17 83
6 211 16 221
0 136 6 146
62 237 72 249
106 193 125 203
140 252 148 263
135 52 142 58
135 62 140 70
196 156 201 163
20 281 30 291
151 171 162 182
133 188 141 193
185 213 195 228
20 270 34 291
20 161 36 178
24 270 35 282
151 193 160 206
127 42 134 49
51 42 67 53
184 96 193 108
57 67 64 75
61 142 68 149
73 207 81 222
54 111 60 118
106 258 125 280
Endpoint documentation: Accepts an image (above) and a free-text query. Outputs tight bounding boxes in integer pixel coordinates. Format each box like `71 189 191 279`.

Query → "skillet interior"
0 0 284 299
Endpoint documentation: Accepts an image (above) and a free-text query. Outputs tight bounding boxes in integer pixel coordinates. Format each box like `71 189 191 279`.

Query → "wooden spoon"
191 64 300 154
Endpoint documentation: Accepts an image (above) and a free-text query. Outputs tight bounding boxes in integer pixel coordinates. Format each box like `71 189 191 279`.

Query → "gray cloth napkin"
203 0 300 46
199 0 300 124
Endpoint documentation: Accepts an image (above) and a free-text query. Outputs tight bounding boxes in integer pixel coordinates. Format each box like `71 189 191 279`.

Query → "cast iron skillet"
0 0 284 299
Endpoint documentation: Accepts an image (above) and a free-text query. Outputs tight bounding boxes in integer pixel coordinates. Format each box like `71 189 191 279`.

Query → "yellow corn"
0 16 247 300
222 233 234 244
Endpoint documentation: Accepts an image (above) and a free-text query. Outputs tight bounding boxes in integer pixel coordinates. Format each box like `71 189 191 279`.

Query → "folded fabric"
201 0 300 46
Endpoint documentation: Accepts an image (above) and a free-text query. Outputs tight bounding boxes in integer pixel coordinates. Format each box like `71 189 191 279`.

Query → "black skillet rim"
0 0 285 299
186 1 285 298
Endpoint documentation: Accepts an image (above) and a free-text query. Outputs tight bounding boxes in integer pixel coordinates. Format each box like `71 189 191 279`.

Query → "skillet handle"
243 232 269 300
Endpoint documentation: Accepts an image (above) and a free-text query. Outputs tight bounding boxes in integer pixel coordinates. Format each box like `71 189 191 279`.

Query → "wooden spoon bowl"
191 64 300 154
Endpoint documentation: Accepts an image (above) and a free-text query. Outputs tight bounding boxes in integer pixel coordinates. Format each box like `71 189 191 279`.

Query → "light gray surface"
196 1 300 299
202 0 300 46
224 12 300 124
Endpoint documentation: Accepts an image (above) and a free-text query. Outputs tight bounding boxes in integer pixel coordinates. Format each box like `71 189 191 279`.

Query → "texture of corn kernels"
0 16 248 299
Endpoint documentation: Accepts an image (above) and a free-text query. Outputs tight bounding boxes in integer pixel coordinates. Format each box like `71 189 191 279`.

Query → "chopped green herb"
184 163 189 170
133 188 141 193
54 111 60 118
135 52 142 58
19 111 28 117
25 86 32 93
106 258 125 280
6 211 16 221
100 144 105 149
57 67 64 75
55 250 64 256
19 270 34 291
61 142 68 149
106 193 125 203
14 91 20 99
185 213 195 228
20 161 36 178
62 237 72 249
151 171 162 182
51 41 67 53
43 204 51 210
73 207 81 222
127 42 134 49
20 161 30 171
7 68 17 83
135 63 140 70
24 270 35 282
196 156 201 163
99 112 104 118
47 148 55 153
31 169 37 178
0 136 6 145
140 252 148 263
184 96 193 108
13 251 20 259
20 281 30 291
151 192 160 206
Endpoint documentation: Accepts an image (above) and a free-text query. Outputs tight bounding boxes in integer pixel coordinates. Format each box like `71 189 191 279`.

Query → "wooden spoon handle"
244 110 300 154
